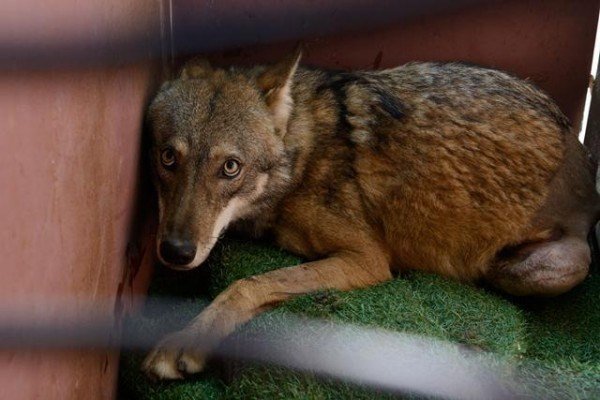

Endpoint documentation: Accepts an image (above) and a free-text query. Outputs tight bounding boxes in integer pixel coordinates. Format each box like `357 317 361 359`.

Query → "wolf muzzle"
159 237 197 266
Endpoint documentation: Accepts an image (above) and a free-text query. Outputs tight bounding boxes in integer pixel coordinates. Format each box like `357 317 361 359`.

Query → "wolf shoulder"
297 61 570 136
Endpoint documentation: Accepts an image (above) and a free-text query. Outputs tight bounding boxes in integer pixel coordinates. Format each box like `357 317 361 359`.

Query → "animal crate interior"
1 1 599 399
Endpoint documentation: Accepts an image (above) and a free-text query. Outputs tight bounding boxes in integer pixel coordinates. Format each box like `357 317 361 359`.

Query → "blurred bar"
0 0 495 69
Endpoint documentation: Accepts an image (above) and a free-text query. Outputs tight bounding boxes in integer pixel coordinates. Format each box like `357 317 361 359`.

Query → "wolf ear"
180 59 213 80
257 47 302 135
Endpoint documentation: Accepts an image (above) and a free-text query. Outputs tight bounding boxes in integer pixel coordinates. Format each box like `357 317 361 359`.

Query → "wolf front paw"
141 332 207 380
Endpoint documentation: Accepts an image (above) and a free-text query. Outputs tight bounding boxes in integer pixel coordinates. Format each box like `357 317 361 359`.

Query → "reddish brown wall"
0 67 159 399
200 0 598 129
0 1 162 398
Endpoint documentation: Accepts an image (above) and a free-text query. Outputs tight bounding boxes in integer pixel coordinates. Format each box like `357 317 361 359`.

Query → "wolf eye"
222 159 241 178
161 148 176 168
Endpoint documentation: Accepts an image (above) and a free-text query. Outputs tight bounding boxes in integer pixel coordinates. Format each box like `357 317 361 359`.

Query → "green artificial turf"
119 237 600 399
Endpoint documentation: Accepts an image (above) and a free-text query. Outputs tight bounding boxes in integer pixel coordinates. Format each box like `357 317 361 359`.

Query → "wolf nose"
159 239 197 266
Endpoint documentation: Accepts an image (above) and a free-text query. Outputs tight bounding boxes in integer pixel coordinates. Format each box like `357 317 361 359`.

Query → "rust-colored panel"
201 0 598 128
0 0 163 394
0 64 159 400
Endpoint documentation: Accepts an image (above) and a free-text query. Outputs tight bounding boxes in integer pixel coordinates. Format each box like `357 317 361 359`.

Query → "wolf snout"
159 238 197 266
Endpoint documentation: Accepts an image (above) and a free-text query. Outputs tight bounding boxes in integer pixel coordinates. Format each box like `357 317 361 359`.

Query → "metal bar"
0 0 500 69
0 296 563 400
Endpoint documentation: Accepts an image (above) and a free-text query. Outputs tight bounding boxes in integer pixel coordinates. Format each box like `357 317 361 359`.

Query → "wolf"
142 49 599 379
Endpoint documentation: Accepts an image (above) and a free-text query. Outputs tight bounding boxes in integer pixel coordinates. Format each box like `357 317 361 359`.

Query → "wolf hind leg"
486 235 590 296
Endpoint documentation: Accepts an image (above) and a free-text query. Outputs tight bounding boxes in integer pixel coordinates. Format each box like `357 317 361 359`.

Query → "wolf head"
147 50 301 269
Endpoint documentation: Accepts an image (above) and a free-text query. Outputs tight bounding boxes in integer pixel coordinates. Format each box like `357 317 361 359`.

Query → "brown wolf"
142 49 599 380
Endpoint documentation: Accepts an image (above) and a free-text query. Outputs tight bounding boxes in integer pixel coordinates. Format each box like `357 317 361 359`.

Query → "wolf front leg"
142 250 392 380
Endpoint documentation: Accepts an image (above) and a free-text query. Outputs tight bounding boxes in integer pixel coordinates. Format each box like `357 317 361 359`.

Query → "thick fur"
143 53 599 379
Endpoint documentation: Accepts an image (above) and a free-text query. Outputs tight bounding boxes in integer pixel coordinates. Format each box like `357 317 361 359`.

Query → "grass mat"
119 238 600 399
